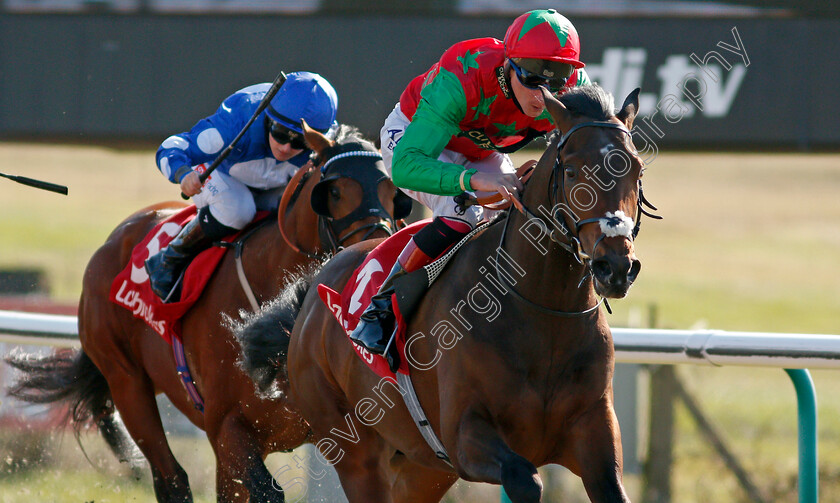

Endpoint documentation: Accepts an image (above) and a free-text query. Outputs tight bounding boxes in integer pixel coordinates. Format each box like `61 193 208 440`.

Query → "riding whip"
0 171 68 195
181 71 288 199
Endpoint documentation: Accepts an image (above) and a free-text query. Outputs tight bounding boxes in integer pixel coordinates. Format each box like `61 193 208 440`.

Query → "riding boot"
350 216 472 354
145 209 228 301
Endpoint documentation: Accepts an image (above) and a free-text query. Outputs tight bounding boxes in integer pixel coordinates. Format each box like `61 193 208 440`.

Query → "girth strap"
395 372 453 468
233 240 260 312
172 335 205 412
387 222 492 469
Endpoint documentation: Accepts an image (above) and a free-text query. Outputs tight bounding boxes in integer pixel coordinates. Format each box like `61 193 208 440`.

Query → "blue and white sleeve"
155 96 245 183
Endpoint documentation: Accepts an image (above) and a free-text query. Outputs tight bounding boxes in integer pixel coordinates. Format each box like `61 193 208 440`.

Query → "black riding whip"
0 171 68 195
181 71 288 199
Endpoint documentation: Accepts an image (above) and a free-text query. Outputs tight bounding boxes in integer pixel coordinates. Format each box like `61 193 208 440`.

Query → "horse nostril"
592 259 612 282
627 260 642 282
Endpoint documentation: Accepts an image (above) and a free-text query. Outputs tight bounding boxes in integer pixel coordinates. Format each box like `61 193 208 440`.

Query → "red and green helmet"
504 9 584 88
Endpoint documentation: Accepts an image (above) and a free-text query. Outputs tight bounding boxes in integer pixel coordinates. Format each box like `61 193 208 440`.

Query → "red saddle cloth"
318 219 431 380
109 205 265 345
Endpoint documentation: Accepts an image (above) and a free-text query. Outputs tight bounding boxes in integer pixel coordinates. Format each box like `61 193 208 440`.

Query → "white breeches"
192 169 284 229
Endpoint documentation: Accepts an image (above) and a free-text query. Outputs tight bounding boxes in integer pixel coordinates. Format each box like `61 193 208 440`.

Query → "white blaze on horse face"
599 211 634 238
599 144 616 158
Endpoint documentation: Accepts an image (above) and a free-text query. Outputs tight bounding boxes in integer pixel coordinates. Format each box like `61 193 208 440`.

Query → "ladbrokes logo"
586 28 749 119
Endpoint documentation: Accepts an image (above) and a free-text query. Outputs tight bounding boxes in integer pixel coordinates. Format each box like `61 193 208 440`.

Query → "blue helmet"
266 71 338 134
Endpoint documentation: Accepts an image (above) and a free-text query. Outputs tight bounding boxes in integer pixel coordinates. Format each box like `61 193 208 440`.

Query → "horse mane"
319 123 378 164
333 123 375 149
558 85 615 120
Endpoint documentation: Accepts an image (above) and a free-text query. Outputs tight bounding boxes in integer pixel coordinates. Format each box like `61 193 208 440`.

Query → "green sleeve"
392 68 477 196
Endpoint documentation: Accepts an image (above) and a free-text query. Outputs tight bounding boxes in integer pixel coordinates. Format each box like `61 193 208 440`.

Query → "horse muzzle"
590 252 641 298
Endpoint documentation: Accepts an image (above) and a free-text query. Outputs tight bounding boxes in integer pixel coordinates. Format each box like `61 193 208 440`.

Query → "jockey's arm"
155 94 245 185
391 70 475 196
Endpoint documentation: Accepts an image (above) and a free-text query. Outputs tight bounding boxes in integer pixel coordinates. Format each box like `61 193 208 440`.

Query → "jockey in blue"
145 71 338 300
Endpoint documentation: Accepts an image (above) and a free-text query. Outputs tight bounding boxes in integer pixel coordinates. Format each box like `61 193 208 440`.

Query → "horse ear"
541 87 572 133
301 119 333 156
616 88 641 129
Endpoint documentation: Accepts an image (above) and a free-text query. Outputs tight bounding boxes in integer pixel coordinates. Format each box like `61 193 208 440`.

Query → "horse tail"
233 259 327 397
5 348 145 471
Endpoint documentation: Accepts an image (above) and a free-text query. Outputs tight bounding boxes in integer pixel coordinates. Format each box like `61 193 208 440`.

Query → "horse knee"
500 453 542 503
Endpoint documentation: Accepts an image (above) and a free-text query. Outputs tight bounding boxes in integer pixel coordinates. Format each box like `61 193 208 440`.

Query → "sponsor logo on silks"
495 66 510 98
459 129 496 150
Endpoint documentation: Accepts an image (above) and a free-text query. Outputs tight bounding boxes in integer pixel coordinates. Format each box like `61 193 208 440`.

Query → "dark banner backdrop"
0 14 837 148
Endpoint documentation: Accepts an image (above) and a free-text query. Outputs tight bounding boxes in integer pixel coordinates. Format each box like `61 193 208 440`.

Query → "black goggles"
510 59 573 93
265 117 307 150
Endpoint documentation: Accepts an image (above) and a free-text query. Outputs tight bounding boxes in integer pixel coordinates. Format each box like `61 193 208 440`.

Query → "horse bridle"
313 150 399 253
278 150 399 259
496 120 661 317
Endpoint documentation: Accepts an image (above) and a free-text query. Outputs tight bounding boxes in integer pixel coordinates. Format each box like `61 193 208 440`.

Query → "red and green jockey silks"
392 37 590 196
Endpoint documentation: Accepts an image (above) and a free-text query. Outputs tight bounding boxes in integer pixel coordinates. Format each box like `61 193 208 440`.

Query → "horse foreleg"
318 432 394 503
451 407 542 503
109 375 193 502
389 451 457 503
207 413 283 503
292 373 393 502
565 396 631 503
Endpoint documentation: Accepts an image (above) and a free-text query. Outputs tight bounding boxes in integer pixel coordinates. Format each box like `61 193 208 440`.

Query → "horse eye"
329 186 341 199
565 166 576 178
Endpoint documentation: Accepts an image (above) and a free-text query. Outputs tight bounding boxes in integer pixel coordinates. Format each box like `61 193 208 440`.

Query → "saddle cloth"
317 219 432 380
109 205 267 345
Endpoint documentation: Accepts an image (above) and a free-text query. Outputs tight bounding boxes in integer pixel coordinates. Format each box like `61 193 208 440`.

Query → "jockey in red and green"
351 9 591 355
387 9 590 199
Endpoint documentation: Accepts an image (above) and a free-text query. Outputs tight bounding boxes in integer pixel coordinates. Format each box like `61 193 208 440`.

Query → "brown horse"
6 124 412 502
237 86 653 502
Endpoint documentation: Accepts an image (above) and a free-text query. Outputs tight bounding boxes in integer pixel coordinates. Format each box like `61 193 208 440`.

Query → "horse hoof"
500 455 543 503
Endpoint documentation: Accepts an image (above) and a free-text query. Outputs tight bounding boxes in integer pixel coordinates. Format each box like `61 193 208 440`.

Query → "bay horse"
237 86 652 502
6 124 412 502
